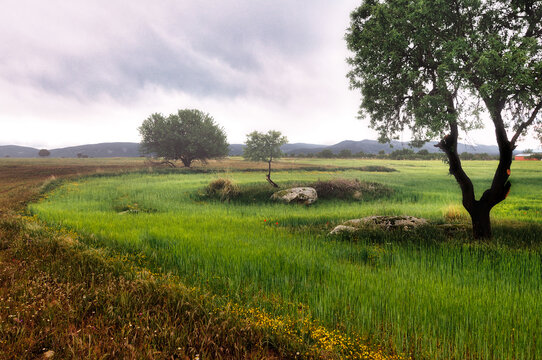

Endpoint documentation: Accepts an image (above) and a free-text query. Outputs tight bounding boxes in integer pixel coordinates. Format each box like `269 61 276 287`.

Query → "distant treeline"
288 148 501 160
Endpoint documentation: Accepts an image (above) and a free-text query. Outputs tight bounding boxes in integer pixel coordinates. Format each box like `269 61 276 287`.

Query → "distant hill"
0 145 40 158
0 142 141 158
228 144 245 156
1 140 502 158
49 142 141 158
229 142 326 156
289 140 500 155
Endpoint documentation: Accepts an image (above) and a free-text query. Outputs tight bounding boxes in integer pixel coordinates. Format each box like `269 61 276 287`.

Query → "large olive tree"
139 109 229 167
346 0 542 238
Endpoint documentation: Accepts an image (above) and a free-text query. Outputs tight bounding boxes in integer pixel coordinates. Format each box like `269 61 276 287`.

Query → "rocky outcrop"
330 215 428 234
271 187 318 205
328 225 358 235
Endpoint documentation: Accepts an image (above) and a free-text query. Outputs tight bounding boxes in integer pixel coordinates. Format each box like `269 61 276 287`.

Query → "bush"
311 178 393 200
311 178 360 199
358 165 397 172
206 178 240 201
444 204 468 222
201 178 393 204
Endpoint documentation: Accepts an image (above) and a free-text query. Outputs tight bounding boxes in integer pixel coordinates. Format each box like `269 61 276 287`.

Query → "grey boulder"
271 187 318 205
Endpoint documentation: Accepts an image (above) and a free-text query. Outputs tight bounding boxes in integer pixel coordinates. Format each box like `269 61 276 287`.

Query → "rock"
270 187 318 205
42 350 55 359
329 225 358 235
344 215 428 231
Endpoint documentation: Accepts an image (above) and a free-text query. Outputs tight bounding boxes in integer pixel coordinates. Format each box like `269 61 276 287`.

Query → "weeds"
0 217 296 359
443 204 468 223
205 178 241 202
311 178 393 200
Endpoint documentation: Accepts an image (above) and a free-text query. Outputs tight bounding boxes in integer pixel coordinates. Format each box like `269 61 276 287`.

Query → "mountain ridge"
0 140 503 158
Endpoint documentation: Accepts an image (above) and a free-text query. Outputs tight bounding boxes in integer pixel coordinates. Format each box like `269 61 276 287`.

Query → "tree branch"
435 121 476 212
266 174 279 188
510 102 542 146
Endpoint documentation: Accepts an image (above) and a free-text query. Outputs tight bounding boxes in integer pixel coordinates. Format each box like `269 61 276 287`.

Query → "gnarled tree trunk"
437 119 512 239
266 159 279 187
469 203 492 239
180 157 193 168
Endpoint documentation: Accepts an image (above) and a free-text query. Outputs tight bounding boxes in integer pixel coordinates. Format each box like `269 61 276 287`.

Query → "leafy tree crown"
38 149 50 157
243 130 288 163
346 0 542 146
138 109 229 166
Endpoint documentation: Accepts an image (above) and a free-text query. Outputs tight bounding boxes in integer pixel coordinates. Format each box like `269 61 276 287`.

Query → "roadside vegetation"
22 158 542 359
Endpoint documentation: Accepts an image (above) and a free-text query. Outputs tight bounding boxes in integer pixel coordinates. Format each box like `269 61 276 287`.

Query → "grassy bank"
28 159 542 359
6 158 387 359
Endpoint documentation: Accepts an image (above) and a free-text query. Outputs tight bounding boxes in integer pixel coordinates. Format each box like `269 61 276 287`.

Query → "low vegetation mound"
348 215 429 230
311 178 393 200
205 178 240 201
202 178 393 204
357 165 397 172
114 202 158 214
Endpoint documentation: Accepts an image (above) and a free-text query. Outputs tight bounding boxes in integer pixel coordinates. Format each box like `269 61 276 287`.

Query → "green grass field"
29 159 542 359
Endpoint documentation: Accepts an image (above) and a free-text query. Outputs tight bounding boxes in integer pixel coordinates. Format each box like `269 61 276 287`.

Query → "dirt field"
0 158 149 212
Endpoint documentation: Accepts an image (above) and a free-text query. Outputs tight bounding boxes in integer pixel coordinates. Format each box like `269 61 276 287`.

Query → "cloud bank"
0 0 538 149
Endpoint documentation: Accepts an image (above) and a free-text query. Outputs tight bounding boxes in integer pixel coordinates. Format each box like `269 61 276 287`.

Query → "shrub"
444 204 468 222
206 178 240 201
38 149 51 157
358 165 397 172
311 178 361 199
311 178 393 200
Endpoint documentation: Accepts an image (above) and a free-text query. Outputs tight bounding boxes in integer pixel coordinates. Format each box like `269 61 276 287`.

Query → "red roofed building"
515 153 538 161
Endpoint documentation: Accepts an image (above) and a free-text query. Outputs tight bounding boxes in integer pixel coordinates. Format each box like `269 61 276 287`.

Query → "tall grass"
29 160 542 359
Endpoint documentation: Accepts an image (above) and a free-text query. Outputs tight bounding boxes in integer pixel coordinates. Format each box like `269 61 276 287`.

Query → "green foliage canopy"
243 130 288 186
38 149 50 157
139 109 229 167
243 130 288 164
346 0 541 145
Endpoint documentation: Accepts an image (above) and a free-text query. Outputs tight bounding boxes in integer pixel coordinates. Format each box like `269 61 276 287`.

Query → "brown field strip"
0 158 148 213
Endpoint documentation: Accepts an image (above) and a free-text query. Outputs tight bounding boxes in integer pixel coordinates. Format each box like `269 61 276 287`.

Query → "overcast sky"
0 0 539 149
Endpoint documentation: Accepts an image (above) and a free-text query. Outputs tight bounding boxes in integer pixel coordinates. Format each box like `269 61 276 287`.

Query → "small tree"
139 109 229 167
417 149 429 157
338 149 353 158
38 149 50 157
243 130 288 187
317 149 335 158
346 0 542 238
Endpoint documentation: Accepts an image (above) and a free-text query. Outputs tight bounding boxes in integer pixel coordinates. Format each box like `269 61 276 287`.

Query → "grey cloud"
31 28 246 100
186 2 323 67
1 1 333 102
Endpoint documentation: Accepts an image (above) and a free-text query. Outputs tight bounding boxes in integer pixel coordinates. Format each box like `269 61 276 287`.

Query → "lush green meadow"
29 159 542 359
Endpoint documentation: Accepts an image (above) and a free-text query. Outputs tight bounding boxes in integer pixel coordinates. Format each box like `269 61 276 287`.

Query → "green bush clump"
201 178 393 204
358 165 397 172
311 178 393 200
205 178 240 201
